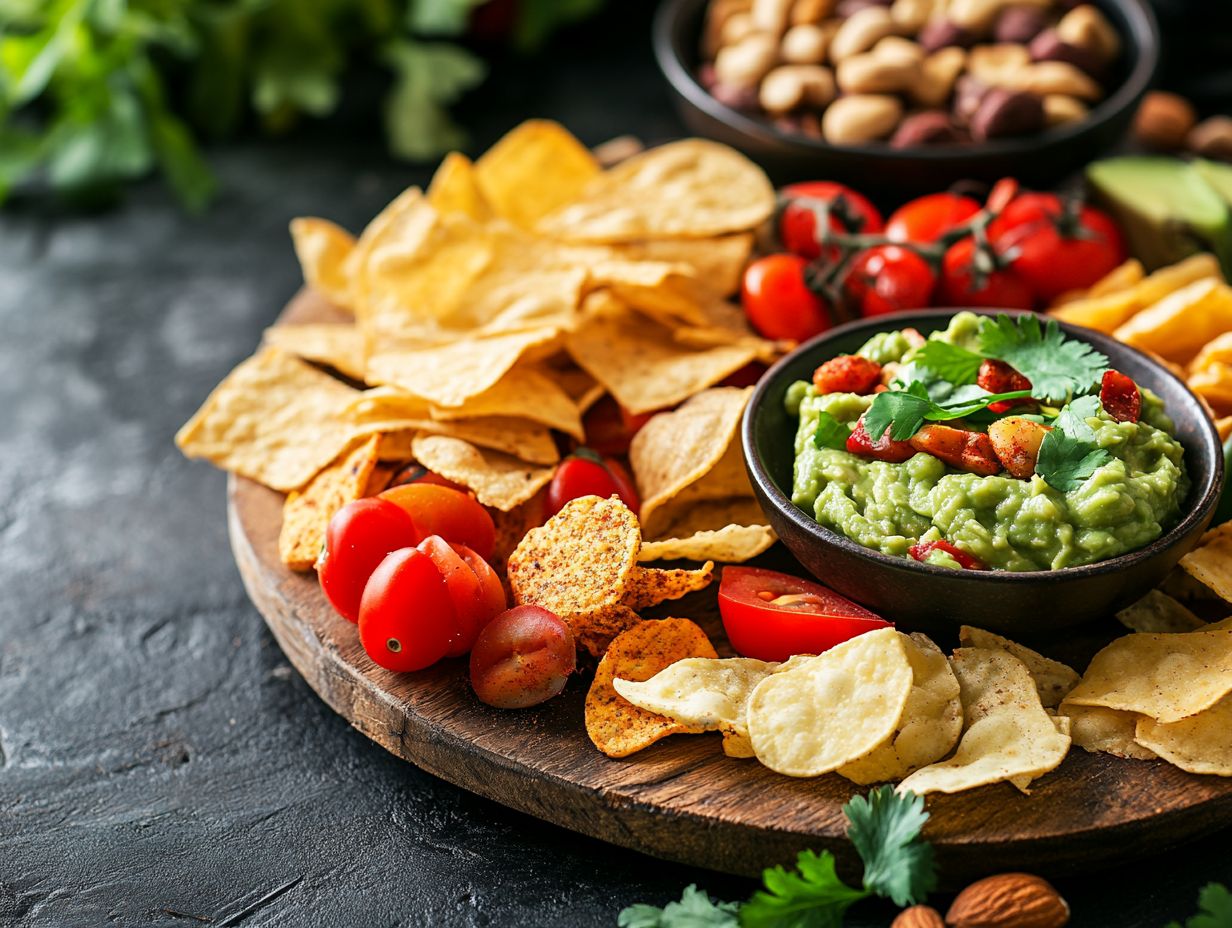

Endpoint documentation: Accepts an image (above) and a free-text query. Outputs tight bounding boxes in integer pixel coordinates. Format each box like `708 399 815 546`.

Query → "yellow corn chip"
639 523 776 563
620 563 715 611
1189 362 1232 415
426 152 491 221
290 217 356 310
475 120 601 230
1191 331 1232 374
1217 416 1232 441
1050 253 1221 333
1180 522 1232 601
363 462 397 496
958 626 1079 708
1135 693 1232 776
428 364 584 440
410 434 554 512
279 435 382 570
263 323 367 382
1059 703 1156 760
1116 589 1206 633
1115 277 1232 363
585 618 718 758
610 233 754 298
1051 259 1144 307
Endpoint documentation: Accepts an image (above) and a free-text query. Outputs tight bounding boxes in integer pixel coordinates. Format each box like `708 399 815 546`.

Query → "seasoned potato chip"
475 120 600 229
1050 253 1221 333
1180 522 1232 602
290 217 356 310
176 348 360 492
958 626 1079 708
585 618 718 758
897 649 1071 796
1116 589 1206 633
427 364 584 441
538 140 775 242
1059 703 1156 760
1115 277 1232 363
838 634 962 785
410 434 555 512
263 323 367 382
1134 694 1232 776
426 152 491 221
639 523 776 563
1062 630 1232 723
747 627 914 777
279 435 381 570
610 234 754 298
620 563 715 610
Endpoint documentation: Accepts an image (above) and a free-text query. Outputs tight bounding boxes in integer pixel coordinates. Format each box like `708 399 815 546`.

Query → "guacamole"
786 314 1188 572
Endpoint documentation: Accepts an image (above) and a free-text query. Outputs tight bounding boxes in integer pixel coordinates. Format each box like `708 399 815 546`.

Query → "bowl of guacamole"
743 310 1224 634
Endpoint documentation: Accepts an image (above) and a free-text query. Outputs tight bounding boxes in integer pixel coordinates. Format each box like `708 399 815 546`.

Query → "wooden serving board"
229 293 1232 883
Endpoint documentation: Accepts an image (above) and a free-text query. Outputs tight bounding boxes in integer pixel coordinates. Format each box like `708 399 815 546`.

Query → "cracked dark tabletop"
1 7 1230 927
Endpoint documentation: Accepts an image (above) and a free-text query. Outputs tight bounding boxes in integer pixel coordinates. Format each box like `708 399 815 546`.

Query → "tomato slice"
908 539 987 570
358 547 459 672
380 483 496 560
718 567 891 661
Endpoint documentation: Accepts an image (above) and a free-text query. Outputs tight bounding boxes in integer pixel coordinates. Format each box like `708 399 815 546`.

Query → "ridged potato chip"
1060 703 1156 761
958 626 1079 708
409 434 555 512
585 619 717 758
1134 694 1232 776
747 627 914 778
290 217 356 310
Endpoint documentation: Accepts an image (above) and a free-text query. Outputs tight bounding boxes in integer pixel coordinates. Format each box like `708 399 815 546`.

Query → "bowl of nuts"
652 0 1159 195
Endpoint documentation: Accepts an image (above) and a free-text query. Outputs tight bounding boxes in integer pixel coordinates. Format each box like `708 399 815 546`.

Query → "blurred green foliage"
0 0 603 210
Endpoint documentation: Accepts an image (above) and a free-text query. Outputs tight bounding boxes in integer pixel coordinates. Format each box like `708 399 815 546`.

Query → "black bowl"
742 310 1223 636
653 0 1160 198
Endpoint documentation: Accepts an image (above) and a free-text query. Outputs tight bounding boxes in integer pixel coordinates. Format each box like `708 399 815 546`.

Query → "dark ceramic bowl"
653 0 1159 197
742 310 1223 636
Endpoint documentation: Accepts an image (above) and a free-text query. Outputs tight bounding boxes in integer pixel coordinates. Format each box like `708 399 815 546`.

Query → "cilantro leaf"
978 314 1108 403
844 787 936 907
618 885 741 928
864 382 1033 442
1167 883 1232 928
1034 394 1113 492
813 411 852 450
741 850 869 928
913 341 984 386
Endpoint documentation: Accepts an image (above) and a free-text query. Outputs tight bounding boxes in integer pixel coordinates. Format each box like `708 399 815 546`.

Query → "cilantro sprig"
864 382 1032 443
1167 883 1232 928
617 788 936 928
978 314 1108 403
1034 394 1113 492
912 341 984 386
813 412 853 451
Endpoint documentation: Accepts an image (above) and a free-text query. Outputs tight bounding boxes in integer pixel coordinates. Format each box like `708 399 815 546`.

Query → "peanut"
890 0 935 33
791 0 837 24
911 46 967 107
1042 93 1088 126
1056 3 1120 64
1189 116 1232 161
828 6 899 62
837 50 918 93
1029 30 1104 78
970 86 1045 139
967 43 1032 86
891 110 962 146
752 0 795 37
1014 60 1102 100
781 23 830 62
918 18 975 52
721 11 758 46
759 64 837 112
1133 90 1197 150
705 0 754 56
821 93 903 143
994 4 1047 43
714 32 780 88
874 35 926 66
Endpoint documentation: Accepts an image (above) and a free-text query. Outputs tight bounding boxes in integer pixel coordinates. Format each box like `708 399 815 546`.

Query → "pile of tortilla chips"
176 121 782 570
1049 253 1232 439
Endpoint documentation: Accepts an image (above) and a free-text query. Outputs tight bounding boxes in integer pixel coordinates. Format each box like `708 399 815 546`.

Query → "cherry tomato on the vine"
469 605 576 708
380 483 496 561
842 245 937 317
318 497 419 624
939 237 1035 309
779 181 884 260
741 254 832 343
358 547 459 672
885 192 981 244
546 450 640 518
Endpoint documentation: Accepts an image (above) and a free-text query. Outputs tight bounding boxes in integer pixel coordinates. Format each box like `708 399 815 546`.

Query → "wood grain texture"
231 291 1232 884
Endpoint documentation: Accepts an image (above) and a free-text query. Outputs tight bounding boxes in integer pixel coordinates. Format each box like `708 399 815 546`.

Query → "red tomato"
989 193 1126 301
847 414 915 463
469 605 576 708
386 463 466 493
779 181 884 259
718 567 891 661
812 355 882 394
546 451 640 517
582 395 653 457
842 245 937 317
939 237 1035 309
318 498 419 624
908 539 987 570
418 536 498 656
741 254 832 343
977 359 1033 413
885 192 981 244
455 544 507 626
358 547 459 672
985 177 1019 213
1100 369 1141 423
380 483 496 561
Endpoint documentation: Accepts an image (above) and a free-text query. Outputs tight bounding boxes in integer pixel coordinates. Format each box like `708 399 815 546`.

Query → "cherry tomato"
779 181 884 260
741 254 832 343
847 414 915 463
358 547 459 672
908 539 987 570
718 567 891 661
546 451 640 518
985 177 1019 214
885 192 981 244
977 359 1033 413
812 355 883 395
843 245 937 317
455 544 508 626
380 483 496 561
939 237 1035 309
1100 369 1141 423
386 462 466 493
418 536 500 656
318 498 419 624
582 395 653 457
469 605 576 708
989 193 1126 301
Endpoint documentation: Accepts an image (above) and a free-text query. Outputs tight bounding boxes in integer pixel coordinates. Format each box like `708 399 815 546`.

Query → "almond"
945 873 1070 928
894 904 947 928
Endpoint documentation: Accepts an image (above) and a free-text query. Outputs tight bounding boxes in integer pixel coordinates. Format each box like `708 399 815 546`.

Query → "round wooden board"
230 291 1232 884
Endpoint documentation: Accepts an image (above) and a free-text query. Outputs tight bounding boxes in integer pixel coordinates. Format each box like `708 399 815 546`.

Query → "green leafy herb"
1167 883 1232 928
617 885 741 928
912 341 984 386
741 850 870 928
864 382 1033 443
1034 394 1113 492
844 787 936 907
978 314 1109 403
813 411 853 451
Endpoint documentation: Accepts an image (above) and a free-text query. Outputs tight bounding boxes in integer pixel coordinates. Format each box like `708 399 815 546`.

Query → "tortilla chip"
1051 253 1221 333
1191 331 1232 374
1059 703 1156 760
958 626 1079 708
538 139 775 242
585 259 709 328
1180 522 1232 602
1051 259 1144 307
428 363 583 440
279 435 381 570
290 217 356 310
620 563 715 611
475 120 601 230
175 348 360 492
639 523 776 563
1135 693 1232 776
409 434 554 512
363 462 397 496
262 323 367 382
1116 589 1206 633
1218 416 1232 442
585 618 718 758
1114 277 1232 364
1189 362 1232 416
426 152 491 221
610 234 754 298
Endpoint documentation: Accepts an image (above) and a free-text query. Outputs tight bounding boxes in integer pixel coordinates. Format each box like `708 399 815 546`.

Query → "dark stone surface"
0 6 1229 927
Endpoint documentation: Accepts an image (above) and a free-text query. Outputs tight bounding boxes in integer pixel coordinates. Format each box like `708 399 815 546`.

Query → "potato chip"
1050 253 1221 333
957 626 1079 708
722 730 756 758
1134 693 1232 776
410 434 555 512
427 364 584 441
279 435 382 570
508 495 642 651
585 618 718 758
1180 522 1232 602
620 563 715 611
263 323 367 382
475 120 600 230
1059 703 1156 760
1062 630 1232 723
176 348 360 492
747 627 914 777
897 648 1071 796
538 140 775 242
610 234 754 298
639 523 776 563
838 634 962 785
1116 589 1206 633
426 152 491 221
1114 277 1232 363
290 217 356 310
1189 362 1232 415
